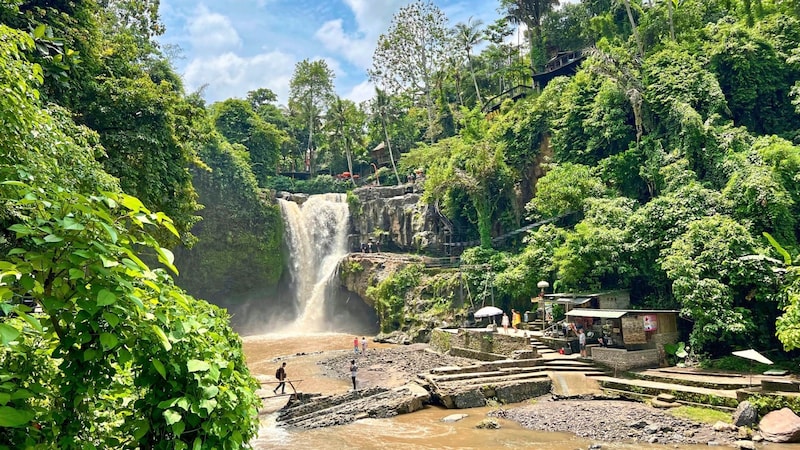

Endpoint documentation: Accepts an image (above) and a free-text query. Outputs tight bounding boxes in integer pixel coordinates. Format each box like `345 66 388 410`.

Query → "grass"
667 405 731 424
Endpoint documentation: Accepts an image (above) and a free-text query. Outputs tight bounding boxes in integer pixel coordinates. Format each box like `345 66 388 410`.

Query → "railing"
481 84 534 114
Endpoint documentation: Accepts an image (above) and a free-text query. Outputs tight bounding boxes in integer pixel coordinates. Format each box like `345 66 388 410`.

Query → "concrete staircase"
530 336 557 356
420 357 609 409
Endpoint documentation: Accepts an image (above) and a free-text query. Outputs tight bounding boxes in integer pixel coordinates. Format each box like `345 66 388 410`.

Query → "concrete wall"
430 328 530 358
591 347 659 371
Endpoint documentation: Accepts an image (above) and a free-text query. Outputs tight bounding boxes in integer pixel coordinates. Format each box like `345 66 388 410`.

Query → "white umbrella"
473 306 503 318
732 349 773 386
732 349 774 365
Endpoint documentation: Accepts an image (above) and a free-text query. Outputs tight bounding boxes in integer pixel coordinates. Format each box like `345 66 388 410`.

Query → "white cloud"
183 51 295 104
344 0 408 36
314 0 407 70
187 6 242 55
314 19 373 70
343 80 375 104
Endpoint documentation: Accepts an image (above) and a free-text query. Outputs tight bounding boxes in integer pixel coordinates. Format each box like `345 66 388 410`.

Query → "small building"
371 142 392 167
565 308 680 370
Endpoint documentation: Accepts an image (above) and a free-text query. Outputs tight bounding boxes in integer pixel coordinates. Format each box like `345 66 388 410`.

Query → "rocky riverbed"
492 398 742 446
309 344 743 446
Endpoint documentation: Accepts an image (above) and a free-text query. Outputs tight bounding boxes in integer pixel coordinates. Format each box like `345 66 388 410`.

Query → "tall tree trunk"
667 0 675 41
623 0 644 57
380 110 402 185
467 52 483 107
344 134 355 187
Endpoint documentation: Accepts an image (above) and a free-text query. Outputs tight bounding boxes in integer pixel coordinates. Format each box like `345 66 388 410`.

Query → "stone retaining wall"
591 348 659 371
430 328 531 358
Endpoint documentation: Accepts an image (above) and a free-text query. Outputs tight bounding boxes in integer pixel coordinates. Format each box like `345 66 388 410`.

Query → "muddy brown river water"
244 332 798 450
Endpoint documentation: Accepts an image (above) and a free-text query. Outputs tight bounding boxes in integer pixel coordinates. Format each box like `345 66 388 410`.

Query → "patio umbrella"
473 306 503 319
732 349 774 386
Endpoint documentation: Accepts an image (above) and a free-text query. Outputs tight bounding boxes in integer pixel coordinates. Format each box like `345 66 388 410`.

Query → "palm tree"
453 17 485 107
373 88 402 185
328 96 357 187
500 0 560 73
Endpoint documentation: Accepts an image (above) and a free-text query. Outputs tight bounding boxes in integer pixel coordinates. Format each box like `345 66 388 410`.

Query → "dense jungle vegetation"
1 0 800 447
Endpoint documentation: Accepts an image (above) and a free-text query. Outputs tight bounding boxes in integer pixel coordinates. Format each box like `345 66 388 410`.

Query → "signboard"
622 316 646 344
643 315 658 331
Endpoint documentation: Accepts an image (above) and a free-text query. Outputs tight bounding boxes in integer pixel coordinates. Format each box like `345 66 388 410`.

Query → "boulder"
441 413 468 423
759 407 800 443
734 440 756 450
732 401 758 428
713 421 736 432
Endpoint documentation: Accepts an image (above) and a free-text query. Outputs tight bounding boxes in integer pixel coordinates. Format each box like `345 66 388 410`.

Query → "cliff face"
350 184 445 253
338 253 469 344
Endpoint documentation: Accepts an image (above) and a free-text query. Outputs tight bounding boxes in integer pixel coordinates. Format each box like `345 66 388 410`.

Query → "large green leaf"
187 360 210 373
163 409 181 425
99 332 118 350
97 289 117 306
153 359 166 379
0 324 20 345
0 406 34 427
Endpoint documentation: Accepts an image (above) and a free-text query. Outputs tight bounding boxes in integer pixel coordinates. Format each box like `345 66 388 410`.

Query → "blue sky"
158 0 504 106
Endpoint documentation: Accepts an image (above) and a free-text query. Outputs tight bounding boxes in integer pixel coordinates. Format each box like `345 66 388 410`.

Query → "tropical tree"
452 17 485 107
370 0 451 142
289 59 335 175
499 0 560 73
325 96 366 185
211 98 286 183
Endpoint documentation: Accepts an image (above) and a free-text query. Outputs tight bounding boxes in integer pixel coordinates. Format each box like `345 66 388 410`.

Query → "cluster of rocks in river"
491 398 743 446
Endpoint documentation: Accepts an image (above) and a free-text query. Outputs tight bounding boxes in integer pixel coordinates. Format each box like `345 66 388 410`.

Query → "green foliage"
175 125 284 302
0 27 259 447
554 197 637 291
704 19 800 136
660 215 777 353
668 406 731 424
367 264 423 333
263 175 351 195
526 163 605 219
211 99 286 185
747 394 800 416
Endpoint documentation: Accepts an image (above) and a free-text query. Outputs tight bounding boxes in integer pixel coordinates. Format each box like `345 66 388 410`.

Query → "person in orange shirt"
511 309 521 333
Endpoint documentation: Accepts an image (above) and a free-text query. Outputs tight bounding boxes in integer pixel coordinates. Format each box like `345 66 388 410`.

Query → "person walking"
273 362 287 395
578 327 587 357
511 309 521 334
350 359 358 390
360 336 367 355
353 336 360 354
501 312 510 334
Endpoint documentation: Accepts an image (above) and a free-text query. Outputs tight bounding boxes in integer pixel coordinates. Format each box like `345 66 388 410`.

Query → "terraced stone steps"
594 375 740 411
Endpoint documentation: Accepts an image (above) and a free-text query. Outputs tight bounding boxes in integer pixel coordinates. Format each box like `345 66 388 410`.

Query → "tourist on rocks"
578 327 587 357
273 362 287 395
361 336 367 355
353 336 360 354
501 312 510 334
350 359 358 390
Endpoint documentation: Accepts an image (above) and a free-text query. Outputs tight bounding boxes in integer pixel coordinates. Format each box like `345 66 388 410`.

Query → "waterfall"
278 193 350 332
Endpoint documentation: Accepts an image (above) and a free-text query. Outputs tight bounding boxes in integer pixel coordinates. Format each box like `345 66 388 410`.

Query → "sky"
157 0 504 106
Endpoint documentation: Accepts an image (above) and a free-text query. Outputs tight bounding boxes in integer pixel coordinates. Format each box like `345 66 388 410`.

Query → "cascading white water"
278 193 350 332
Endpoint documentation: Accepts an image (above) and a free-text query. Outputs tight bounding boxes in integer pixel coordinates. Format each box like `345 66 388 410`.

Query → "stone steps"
630 369 756 390
594 376 740 411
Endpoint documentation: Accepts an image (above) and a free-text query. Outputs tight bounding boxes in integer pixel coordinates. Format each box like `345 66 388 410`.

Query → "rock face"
732 401 757 428
350 185 446 253
276 383 430 429
759 407 800 443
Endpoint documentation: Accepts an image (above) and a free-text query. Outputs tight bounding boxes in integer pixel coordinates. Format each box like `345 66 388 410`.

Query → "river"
241 332 791 450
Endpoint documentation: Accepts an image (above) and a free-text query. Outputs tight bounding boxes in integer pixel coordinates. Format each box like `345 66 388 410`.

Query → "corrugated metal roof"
566 309 627 319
